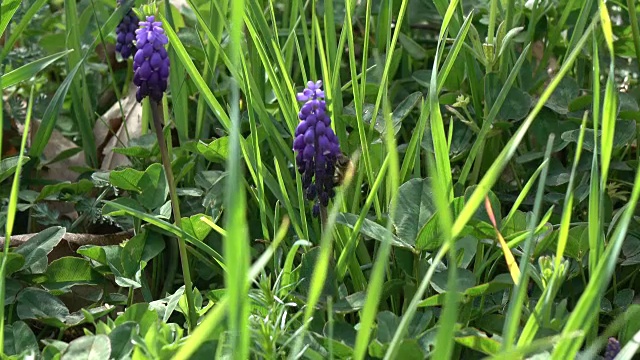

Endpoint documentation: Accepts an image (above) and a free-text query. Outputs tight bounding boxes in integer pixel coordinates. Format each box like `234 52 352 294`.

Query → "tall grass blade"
174 218 290 359
0 0 48 59
501 136 555 350
223 0 250 357
458 44 530 185
627 0 640 74
0 0 20 37
64 0 97 167
164 1 189 143
554 113 588 269
551 148 640 357
588 35 602 277
353 96 399 360
0 85 35 354
1 50 73 89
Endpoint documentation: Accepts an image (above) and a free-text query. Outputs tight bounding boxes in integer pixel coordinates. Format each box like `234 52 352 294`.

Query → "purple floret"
604 337 620 360
115 9 138 59
133 15 170 103
293 80 342 216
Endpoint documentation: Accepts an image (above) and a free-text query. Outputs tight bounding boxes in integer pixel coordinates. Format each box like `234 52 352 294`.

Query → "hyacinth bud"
133 15 170 103
604 338 620 360
115 2 138 59
292 80 341 216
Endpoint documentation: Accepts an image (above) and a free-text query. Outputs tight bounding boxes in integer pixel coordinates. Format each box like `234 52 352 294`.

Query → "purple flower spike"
133 15 170 103
293 81 342 217
115 2 139 59
604 338 620 360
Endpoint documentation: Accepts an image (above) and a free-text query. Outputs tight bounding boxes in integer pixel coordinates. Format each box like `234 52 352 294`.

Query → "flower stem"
320 205 328 231
150 99 198 332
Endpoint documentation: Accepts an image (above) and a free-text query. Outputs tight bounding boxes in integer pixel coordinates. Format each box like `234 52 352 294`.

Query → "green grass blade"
1 50 73 89
400 11 474 183
588 35 602 277
29 59 84 160
164 2 189 143
0 85 35 354
28 3 130 160
426 0 464 200
458 43 531 186
0 0 48 59
369 0 409 137
427 123 458 360
627 0 640 74
344 0 382 220
501 136 555 350
194 0 226 140
451 19 596 240
273 158 305 240
158 12 230 130
0 0 20 37
103 201 224 268
599 0 617 205
501 155 547 229
174 218 290 359
64 0 97 167
551 145 640 357
554 113 588 268
353 95 400 360
223 0 250 356
335 155 392 280
616 330 640 360
564 0 595 63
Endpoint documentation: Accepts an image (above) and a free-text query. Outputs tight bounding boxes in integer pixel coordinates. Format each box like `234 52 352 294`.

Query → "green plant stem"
150 99 198 332
161 236 179 298
123 60 133 102
320 204 328 231
127 287 134 307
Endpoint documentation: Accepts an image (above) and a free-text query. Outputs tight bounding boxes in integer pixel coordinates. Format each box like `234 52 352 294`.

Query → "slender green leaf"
1 50 73 89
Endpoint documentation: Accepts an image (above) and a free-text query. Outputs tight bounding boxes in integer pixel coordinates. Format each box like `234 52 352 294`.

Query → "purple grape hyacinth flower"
293 80 341 216
604 337 620 360
133 15 170 103
115 1 138 59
